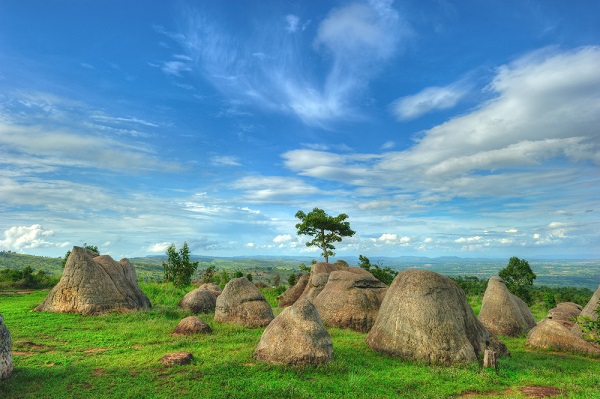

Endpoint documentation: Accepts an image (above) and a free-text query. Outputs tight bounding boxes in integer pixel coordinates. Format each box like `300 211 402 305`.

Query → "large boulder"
254 299 332 365
197 283 222 297
571 285 600 337
313 270 387 332
366 270 508 365
35 247 151 315
297 262 367 303
526 319 600 357
214 277 274 327
0 314 12 380
278 273 309 308
178 288 217 314
547 302 582 328
478 276 536 337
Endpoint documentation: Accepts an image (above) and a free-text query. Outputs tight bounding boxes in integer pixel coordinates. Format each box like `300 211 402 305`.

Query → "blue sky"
1 0 599 260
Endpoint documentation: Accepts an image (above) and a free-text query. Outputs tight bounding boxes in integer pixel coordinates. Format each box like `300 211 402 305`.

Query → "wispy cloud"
391 81 470 120
160 1 410 127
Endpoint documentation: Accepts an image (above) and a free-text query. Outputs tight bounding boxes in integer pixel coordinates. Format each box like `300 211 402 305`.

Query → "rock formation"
366 269 508 365
0 314 12 380
173 316 212 335
159 352 194 366
313 270 387 332
197 283 222 297
35 246 151 315
214 277 274 327
478 276 536 337
178 288 217 314
547 302 582 328
254 299 332 365
278 273 309 308
526 319 600 357
579 284 599 321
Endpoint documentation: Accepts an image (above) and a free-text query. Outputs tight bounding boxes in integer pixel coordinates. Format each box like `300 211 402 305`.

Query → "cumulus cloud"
273 234 294 243
372 233 412 245
285 14 300 32
0 225 55 251
148 242 172 253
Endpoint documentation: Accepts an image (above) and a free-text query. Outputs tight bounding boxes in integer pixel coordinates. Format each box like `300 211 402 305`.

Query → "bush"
0 267 59 290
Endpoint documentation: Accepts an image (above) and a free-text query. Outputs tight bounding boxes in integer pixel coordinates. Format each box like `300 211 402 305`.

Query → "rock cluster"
547 302 582 328
35 246 151 315
367 270 508 365
214 277 274 327
0 314 12 380
478 276 536 337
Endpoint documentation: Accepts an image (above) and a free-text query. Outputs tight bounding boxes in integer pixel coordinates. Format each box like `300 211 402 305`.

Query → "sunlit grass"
1 287 599 399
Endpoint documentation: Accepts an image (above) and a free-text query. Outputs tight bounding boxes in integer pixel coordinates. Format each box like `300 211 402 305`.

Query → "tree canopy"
358 255 398 285
295 208 355 263
162 242 199 288
499 256 537 304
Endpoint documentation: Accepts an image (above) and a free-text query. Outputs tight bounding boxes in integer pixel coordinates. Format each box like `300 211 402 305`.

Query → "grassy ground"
1 286 599 399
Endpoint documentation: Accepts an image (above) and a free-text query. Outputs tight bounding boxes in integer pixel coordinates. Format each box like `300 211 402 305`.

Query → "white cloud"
148 242 172 253
285 14 300 32
211 155 242 167
505 229 518 233
372 233 412 245
391 82 469 120
0 225 55 252
423 237 433 243
454 236 481 243
273 234 294 243
233 175 325 203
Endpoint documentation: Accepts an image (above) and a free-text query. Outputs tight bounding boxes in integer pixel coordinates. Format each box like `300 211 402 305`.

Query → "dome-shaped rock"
313 270 387 332
254 299 332 365
178 288 217 314
35 247 151 315
547 302 582 328
478 276 536 337
278 273 309 308
173 316 212 335
527 319 600 357
0 314 12 380
197 283 222 297
214 277 274 327
366 270 508 365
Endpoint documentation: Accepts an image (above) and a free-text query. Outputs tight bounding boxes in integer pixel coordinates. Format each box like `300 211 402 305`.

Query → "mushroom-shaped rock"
547 302 582 328
366 270 508 365
278 273 309 308
254 299 332 365
173 316 212 335
198 283 222 297
178 288 217 314
527 319 600 357
214 277 274 327
35 247 151 315
0 314 12 380
313 270 387 332
478 276 536 337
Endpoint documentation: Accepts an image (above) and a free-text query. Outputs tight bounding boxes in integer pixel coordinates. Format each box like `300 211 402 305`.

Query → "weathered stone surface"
159 352 194 366
214 277 274 327
35 247 151 315
580 285 599 321
526 319 600 357
297 262 368 303
478 276 536 337
547 302 582 328
197 283 222 297
178 288 217 314
0 314 12 380
313 270 387 332
254 299 332 365
173 316 212 335
366 269 508 365
278 273 309 308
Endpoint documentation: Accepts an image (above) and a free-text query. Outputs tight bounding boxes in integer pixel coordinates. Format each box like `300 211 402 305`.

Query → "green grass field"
1 285 599 399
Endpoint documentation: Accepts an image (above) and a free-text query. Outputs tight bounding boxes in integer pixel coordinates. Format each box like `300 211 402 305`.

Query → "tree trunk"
483 349 497 369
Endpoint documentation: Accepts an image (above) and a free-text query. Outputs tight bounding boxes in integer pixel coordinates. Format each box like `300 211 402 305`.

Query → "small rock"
159 352 194 367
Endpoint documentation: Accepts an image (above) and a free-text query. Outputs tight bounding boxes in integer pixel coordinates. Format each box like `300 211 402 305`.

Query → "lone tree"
163 242 199 288
295 208 355 263
499 256 536 304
